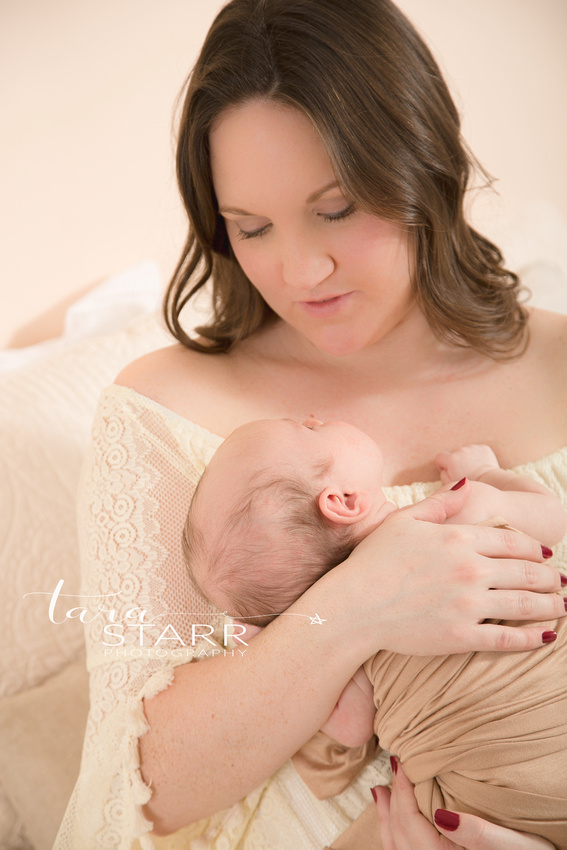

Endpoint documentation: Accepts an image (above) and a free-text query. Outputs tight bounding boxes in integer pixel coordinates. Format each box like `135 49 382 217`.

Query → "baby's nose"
302 418 323 429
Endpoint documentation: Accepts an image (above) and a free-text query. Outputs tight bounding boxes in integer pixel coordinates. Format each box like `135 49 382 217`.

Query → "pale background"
1 0 566 347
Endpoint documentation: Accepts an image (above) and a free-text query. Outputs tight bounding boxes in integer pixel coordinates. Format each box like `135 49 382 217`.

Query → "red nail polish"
542 545 553 559
370 786 378 803
451 477 466 491
542 630 557 644
434 809 460 831
389 755 398 774
561 575 567 586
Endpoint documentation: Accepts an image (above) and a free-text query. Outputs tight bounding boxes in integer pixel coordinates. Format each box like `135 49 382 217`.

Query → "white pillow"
0 260 164 376
0 657 89 850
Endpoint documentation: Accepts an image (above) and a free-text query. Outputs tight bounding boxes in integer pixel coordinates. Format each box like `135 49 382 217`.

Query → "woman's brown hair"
164 0 527 358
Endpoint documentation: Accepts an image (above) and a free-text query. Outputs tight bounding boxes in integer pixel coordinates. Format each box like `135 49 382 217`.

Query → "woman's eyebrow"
306 180 340 203
219 205 256 215
218 181 341 216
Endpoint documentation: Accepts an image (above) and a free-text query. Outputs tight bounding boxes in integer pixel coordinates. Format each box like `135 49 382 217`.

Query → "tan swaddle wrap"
295 521 567 850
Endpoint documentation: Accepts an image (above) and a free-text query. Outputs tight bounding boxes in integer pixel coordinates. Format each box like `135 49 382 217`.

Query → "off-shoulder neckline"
107 382 567 483
109 382 224 444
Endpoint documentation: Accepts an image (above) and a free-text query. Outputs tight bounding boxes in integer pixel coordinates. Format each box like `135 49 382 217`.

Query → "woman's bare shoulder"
116 343 212 391
114 343 238 428
528 307 567 358
527 307 567 395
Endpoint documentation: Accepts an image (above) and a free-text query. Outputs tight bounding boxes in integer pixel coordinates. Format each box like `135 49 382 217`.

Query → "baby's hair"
183 463 357 627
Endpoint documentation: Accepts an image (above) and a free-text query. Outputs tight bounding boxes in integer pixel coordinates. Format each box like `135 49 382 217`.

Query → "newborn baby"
183 418 567 849
184 418 563 627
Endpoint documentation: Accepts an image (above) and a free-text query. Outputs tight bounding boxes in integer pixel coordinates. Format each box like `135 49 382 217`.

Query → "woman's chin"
305 328 369 358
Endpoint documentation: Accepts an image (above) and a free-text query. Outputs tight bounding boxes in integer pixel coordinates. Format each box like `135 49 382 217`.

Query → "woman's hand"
373 761 555 850
326 479 565 659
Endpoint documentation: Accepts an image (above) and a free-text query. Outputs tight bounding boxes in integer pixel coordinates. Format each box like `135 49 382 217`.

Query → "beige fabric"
291 731 382 800
326 802 382 850
0 657 89 850
364 617 567 849
0 790 31 850
299 521 567 850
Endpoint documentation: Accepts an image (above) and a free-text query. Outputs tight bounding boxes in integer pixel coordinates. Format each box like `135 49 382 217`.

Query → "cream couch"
0 265 174 849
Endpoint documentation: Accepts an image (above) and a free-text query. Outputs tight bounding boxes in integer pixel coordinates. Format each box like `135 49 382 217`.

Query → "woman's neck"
252 306 484 388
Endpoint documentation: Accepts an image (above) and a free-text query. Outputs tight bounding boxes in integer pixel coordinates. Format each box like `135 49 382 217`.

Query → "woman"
56 0 567 848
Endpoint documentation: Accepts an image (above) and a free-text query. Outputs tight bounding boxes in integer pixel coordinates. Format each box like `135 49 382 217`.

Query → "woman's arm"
141 481 565 834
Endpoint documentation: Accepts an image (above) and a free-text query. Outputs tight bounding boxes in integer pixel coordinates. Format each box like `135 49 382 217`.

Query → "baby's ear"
318 488 372 525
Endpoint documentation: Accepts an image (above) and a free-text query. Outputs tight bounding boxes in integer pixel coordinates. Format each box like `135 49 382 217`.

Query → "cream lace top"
54 384 567 850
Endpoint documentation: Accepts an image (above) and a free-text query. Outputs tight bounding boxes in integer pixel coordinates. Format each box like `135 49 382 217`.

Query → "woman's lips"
297 292 354 317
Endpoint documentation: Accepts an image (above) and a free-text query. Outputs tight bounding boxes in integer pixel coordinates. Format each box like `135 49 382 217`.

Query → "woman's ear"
318 487 372 525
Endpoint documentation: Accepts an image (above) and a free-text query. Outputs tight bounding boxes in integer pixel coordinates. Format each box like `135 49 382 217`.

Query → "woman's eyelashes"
236 223 271 240
234 203 356 240
320 202 355 223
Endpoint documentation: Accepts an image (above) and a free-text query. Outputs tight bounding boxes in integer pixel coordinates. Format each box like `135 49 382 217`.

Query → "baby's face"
201 418 385 515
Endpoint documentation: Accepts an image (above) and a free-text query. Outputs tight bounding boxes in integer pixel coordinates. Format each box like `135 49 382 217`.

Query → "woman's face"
210 100 416 357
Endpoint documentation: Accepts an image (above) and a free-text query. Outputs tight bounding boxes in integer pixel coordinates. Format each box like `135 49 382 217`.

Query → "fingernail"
451 477 466 491
434 809 460 831
542 545 553 559
542 630 557 644
389 755 398 774
561 575 567 586
370 786 378 803
564 598 567 611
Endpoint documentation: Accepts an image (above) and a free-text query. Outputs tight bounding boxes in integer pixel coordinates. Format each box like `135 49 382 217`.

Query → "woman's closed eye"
236 222 271 240
320 202 355 223
233 202 356 240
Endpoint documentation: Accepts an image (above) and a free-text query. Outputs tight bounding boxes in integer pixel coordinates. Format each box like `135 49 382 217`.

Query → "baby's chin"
363 499 397 537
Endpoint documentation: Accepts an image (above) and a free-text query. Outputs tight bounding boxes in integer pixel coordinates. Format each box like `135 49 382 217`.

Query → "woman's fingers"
460 622 559 653
480 558 561 592
374 761 555 849
473 586 566 621
373 786 397 850
399 479 474 524
470 524 552 567
338 481 565 658
374 761 463 849
435 808 555 849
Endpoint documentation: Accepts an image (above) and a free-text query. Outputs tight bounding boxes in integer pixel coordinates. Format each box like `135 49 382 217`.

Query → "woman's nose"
302 418 323 429
281 239 335 290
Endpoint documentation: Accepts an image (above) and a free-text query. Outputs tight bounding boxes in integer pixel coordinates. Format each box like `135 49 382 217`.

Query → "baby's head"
183 419 391 627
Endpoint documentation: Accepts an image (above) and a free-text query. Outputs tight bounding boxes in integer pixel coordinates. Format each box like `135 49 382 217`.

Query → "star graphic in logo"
309 613 327 625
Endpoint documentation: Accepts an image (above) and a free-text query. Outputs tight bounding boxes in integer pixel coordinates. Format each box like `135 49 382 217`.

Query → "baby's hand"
435 444 500 484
